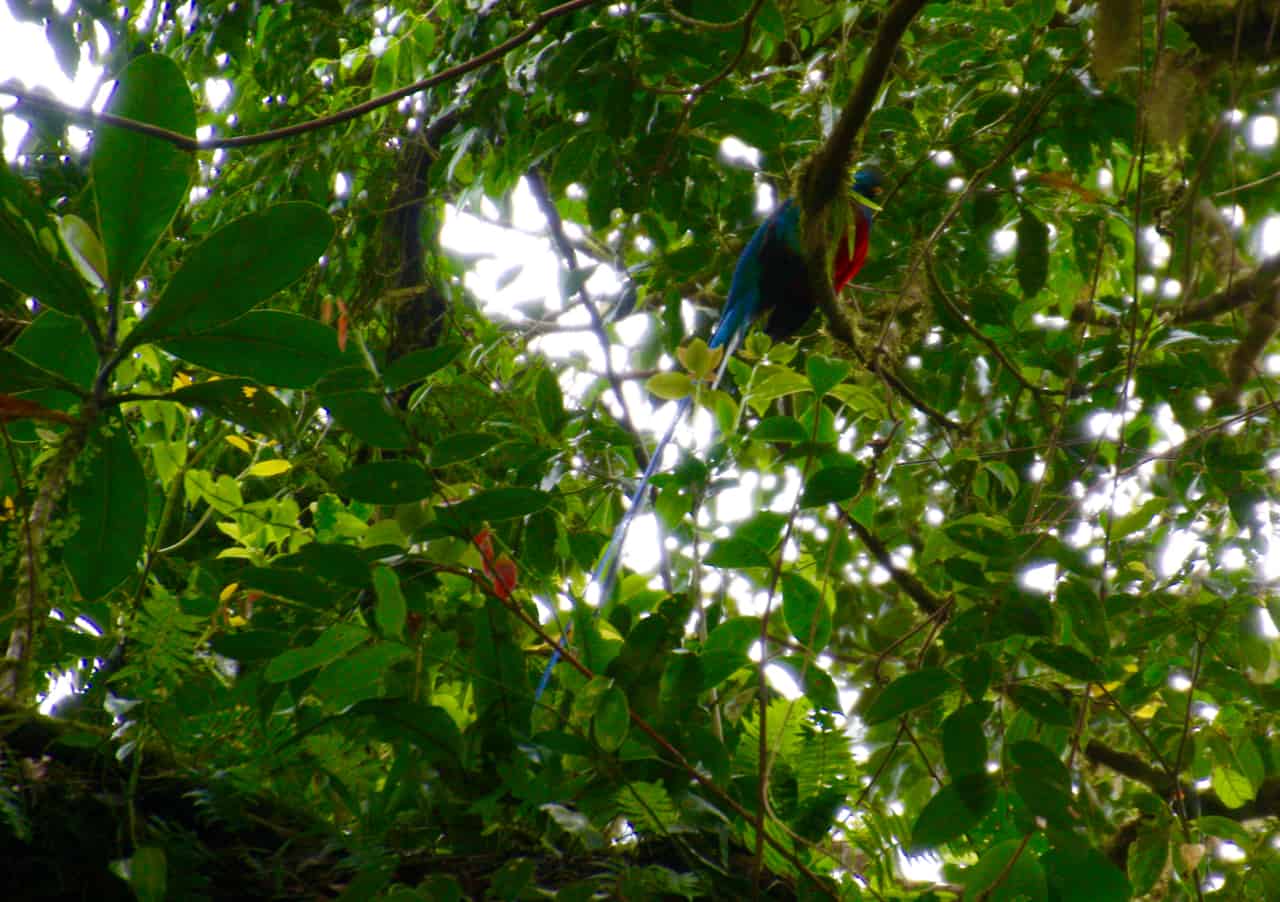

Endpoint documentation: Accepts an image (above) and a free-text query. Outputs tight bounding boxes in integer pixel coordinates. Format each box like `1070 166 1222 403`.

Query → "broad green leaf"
264 623 369 682
1128 823 1170 896
128 846 167 902
209 630 290 662
1008 684 1073 726
1015 210 1049 298
593 684 629 751
701 616 760 688
782 572 831 650
165 378 292 439
1042 840 1131 902
1009 740 1075 829
943 703 990 778
372 565 406 640
646 371 693 401
321 390 410 449
750 416 807 443
1211 766 1253 809
57 214 107 290
443 487 551 524
800 464 865 507
748 370 810 406
676 338 720 380
534 368 566 435
1193 815 1252 847
910 777 995 851
430 432 499 467
63 422 147 599
963 838 1047 902
1058 577 1109 656
863 668 954 724
0 349 80 395
350 698 461 764
12 309 96 390
704 537 772 569
0 159 96 321
335 461 434 504
310 642 411 709
238 566 330 605
160 311 346 388
125 203 333 349
382 343 462 390
805 355 850 396
1028 642 1104 683
92 54 196 291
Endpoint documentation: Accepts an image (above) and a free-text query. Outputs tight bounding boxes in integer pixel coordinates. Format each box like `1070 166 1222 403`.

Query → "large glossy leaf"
160 311 346 388
92 54 196 292
63 422 147 599
164 378 291 438
781 572 831 650
0 162 96 322
335 461 434 505
125 203 333 349
863 668 954 724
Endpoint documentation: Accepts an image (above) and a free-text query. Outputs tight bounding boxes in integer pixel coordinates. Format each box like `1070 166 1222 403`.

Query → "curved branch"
0 0 602 152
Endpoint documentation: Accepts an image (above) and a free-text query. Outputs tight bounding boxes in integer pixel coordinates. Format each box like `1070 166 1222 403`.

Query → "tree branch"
0 0 602 152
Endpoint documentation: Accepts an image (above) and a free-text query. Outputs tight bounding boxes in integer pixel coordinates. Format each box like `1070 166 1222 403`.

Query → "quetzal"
536 168 883 698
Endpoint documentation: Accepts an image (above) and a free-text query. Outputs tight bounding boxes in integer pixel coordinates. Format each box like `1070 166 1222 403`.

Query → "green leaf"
443 487 551 524
1009 740 1075 829
963 838 1047 902
1058 578 1109 656
1042 840 1131 902
335 461 434 504
1015 210 1050 298
92 54 196 291
799 464 865 507
264 623 369 682
372 565 406 640
943 702 990 778
310 642 411 709
321 390 411 449
125 203 333 350
535 368 566 435
911 777 995 851
12 309 96 390
750 416 808 443
863 668 953 724
0 349 80 395
63 423 147 599
646 371 693 401
383 343 462 390
805 355 850 396
128 846 167 902
160 311 345 388
349 699 461 765
1211 765 1253 809
430 432 499 467
782 572 831 650
593 684 629 752
0 149 97 321
1008 684 1073 726
1028 642 1104 683
57 213 107 289
165 379 291 438
701 616 760 688
1194 815 1252 847
704 537 772 569
1128 823 1170 896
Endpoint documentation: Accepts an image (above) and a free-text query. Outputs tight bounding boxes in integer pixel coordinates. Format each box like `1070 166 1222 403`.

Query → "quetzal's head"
852 168 885 219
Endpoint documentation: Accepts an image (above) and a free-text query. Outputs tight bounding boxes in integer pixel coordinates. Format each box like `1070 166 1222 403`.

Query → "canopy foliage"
1 0 1279 899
